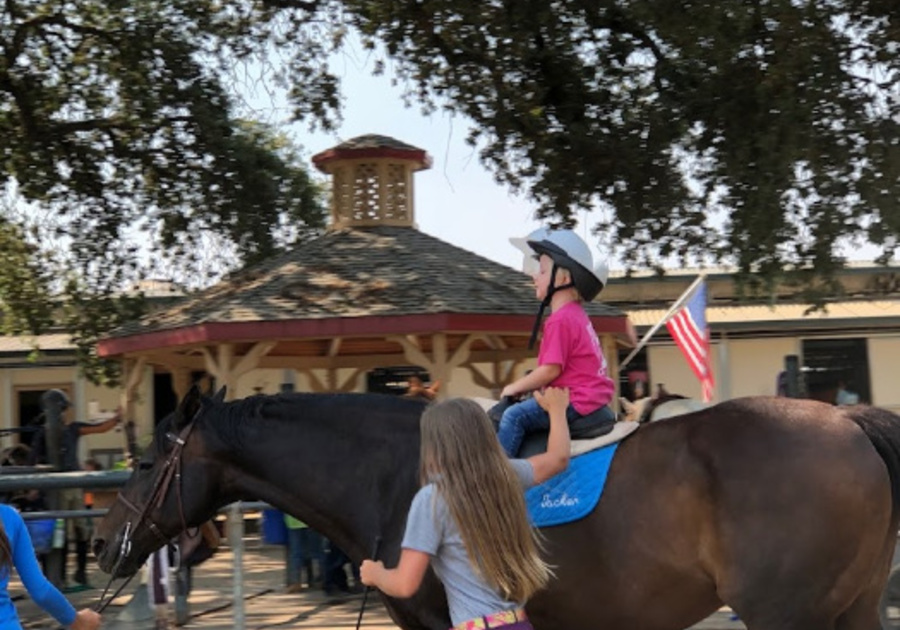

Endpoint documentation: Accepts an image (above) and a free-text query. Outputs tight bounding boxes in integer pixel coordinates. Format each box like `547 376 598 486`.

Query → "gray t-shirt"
401 458 535 625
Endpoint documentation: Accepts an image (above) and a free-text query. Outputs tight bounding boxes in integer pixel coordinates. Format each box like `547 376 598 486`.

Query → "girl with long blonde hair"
360 387 572 630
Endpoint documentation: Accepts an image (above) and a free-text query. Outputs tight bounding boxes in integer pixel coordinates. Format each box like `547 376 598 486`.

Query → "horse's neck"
217 395 422 561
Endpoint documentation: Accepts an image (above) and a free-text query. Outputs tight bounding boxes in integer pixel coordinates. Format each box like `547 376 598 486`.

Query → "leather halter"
96 411 201 613
115 416 198 554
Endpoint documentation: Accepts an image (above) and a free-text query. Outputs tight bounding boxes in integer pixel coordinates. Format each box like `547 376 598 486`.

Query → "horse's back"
529 396 897 629
650 398 710 421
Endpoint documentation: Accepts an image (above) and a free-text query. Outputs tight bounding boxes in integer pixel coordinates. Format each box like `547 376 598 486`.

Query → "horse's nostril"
92 538 106 558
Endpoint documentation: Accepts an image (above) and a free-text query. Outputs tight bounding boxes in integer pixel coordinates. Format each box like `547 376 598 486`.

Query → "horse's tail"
849 406 900 509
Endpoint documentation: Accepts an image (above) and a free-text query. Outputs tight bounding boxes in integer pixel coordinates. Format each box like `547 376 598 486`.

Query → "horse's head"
93 385 225 577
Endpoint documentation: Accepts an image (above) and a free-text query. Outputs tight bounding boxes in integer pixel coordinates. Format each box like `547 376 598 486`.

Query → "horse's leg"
834 527 896 630
834 587 883 630
704 417 894 630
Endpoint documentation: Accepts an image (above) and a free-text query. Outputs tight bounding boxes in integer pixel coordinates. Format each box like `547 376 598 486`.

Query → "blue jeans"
497 397 583 457
286 528 325 586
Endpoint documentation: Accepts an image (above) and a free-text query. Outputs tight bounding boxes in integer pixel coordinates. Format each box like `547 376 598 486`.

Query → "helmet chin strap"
527 262 575 350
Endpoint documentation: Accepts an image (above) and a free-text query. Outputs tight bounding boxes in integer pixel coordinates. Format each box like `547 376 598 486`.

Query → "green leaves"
0 219 53 336
0 0 326 383
2 0 899 381
332 0 899 280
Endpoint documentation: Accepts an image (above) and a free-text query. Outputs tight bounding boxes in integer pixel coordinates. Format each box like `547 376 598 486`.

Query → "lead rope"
355 536 382 630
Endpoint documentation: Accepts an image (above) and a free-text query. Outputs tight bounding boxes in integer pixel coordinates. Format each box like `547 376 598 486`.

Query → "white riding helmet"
512 228 608 301
509 227 550 277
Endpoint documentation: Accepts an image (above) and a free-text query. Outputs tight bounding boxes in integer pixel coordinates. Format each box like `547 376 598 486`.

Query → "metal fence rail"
0 469 131 492
3 467 270 629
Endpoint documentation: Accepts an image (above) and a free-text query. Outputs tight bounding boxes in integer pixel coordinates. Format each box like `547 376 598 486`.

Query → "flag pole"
620 273 707 370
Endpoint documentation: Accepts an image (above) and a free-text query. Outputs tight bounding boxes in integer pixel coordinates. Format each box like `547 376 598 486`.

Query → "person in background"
776 371 789 397
835 380 860 406
403 375 440 401
284 515 324 593
359 388 572 630
29 399 122 589
323 541 362 596
631 379 647 401
0 502 101 630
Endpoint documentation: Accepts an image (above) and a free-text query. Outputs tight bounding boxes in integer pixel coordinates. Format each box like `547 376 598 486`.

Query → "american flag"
665 280 715 402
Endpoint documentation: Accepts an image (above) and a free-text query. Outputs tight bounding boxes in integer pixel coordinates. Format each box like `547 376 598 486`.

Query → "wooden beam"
119 356 146 461
464 364 496 392
601 334 620 413
337 368 364 392
216 344 236 400
232 341 277 378
387 335 433 369
201 347 220 380
327 338 342 357
170 367 192 401
300 369 327 393
245 348 536 371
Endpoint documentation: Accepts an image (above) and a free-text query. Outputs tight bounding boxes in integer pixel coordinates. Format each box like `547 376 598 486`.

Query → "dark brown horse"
94 387 900 630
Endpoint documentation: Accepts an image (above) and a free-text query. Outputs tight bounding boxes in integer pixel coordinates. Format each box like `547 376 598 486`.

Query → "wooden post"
601 335 620 413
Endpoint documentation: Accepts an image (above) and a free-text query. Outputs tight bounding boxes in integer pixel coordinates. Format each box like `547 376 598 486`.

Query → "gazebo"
97 135 635 416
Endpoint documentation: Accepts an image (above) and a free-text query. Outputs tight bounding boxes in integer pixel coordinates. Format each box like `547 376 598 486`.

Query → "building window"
801 338 870 405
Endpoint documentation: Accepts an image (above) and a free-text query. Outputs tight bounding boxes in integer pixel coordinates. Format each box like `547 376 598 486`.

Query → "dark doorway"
154 373 179 427
153 372 206 426
618 347 650 401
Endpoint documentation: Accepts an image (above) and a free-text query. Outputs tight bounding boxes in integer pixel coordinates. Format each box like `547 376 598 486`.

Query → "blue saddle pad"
525 443 619 527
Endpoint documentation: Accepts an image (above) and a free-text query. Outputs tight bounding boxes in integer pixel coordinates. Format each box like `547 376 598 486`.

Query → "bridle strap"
95 418 198 612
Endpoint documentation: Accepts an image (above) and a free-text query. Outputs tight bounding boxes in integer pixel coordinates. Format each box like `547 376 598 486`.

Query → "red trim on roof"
312 147 432 171
97 313 632 357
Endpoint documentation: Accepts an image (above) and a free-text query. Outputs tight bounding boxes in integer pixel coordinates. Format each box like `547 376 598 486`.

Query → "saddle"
487 397 624 459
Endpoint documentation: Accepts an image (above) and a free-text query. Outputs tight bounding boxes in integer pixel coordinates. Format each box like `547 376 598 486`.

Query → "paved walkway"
12 535 745 630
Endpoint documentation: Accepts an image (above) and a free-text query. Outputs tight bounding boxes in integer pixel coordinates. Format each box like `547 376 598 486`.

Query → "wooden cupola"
312 134 432 230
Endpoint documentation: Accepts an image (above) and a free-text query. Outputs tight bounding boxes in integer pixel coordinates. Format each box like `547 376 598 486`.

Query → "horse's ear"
211 386 227 404
175 385 203 429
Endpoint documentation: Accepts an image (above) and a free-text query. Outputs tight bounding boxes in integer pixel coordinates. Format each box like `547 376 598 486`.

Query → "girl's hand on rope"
70 608 101 630
360 559 385 588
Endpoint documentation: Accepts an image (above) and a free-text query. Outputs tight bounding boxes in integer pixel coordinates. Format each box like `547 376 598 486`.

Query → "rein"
95 417 199 613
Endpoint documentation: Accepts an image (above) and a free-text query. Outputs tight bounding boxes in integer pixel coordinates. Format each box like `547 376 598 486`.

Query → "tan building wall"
867 335 900 414
645 333 895 406
722 337 799 398
647 344 720 400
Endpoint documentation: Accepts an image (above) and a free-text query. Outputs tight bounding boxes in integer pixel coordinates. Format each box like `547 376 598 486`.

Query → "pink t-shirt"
538 302 615 415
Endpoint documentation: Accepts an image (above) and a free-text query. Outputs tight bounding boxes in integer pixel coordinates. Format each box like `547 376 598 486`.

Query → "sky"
239 38 606 273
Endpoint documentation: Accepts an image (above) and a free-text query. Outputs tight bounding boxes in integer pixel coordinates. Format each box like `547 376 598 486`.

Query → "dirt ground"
11 533 743 630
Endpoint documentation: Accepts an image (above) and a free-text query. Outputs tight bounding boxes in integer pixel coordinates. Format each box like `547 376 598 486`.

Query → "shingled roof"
98 134 633 363
105 225 624 340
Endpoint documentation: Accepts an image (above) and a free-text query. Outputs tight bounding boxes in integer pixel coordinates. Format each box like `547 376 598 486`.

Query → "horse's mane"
153 392 429 454
151 394 267 456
